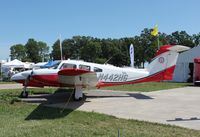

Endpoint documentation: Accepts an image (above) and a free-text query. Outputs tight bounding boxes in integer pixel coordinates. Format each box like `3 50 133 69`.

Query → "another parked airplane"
11 45 189 100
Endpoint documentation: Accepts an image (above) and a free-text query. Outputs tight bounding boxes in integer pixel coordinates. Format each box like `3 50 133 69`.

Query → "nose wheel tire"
20 91 29 98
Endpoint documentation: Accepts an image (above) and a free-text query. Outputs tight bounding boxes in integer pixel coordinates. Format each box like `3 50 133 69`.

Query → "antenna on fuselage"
104 56 113 64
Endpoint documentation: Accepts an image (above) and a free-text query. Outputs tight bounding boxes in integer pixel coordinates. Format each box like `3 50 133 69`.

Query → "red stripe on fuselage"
14 79 44 87
15 74 85 88
97 65 176 88
31 74 79 87
31 74 60 86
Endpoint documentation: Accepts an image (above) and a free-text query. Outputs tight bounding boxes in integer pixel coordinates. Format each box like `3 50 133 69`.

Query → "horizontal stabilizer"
168 45 190 52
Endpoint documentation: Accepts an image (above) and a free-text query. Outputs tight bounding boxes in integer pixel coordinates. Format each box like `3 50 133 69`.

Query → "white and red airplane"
11 45 189 100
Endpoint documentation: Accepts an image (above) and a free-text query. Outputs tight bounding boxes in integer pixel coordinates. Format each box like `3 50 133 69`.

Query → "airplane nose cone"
11 73 26 81
21 70 33 78
11 70 33 81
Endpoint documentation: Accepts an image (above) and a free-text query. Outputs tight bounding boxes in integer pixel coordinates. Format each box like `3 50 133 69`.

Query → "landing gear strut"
73 86 83 101
20 78 29 98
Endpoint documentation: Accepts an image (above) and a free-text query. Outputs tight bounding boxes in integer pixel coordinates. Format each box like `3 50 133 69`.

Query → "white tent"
1 59 26 78
24 62 35 69
2 59 25 68
173 46 200 82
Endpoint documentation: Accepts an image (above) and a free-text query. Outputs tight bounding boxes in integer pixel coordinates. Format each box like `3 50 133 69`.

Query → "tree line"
10 28 200 67
10 39 49 63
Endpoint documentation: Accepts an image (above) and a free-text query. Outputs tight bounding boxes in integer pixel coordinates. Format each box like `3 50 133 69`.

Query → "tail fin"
146 45 190 81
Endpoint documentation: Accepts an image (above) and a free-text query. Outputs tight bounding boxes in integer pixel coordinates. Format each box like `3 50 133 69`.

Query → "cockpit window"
60 63 77 69
94 67 103 72
79 64 90 71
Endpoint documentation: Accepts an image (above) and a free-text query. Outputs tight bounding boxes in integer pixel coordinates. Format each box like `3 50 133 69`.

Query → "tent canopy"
2 59 25 68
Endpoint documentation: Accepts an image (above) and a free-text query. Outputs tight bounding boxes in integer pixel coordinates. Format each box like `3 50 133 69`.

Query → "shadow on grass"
25 105 74 120
24 88 84 120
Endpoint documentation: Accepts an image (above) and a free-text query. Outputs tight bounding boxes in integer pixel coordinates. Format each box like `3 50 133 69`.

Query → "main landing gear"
73 86 83 101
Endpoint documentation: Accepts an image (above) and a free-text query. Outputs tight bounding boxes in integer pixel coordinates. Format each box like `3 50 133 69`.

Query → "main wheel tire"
73 97 83 101
73 93 82 101
73 92 82 101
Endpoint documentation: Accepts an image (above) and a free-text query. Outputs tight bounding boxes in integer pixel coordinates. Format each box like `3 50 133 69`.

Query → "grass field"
0 88 200 137
101 82 190 92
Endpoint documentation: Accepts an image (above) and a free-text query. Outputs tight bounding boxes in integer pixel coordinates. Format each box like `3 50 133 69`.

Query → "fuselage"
11 59 149 88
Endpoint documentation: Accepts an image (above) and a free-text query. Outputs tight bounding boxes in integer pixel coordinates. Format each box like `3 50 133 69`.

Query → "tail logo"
158 57 165 64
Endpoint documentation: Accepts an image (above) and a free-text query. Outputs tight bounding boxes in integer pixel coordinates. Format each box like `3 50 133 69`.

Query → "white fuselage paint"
58 60 149 82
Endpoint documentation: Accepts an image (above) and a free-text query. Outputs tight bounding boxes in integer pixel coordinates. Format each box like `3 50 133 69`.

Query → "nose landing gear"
19 76 30 98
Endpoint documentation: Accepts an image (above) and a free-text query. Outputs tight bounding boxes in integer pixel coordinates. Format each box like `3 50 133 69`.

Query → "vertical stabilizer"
146 45 190 81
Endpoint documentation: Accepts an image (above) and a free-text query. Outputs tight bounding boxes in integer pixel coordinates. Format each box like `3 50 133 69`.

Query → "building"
173 46 200 82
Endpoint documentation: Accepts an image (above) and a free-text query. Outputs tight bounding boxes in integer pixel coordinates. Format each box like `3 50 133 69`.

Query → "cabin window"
79 64 90 71
94 67 103 72
60 63 76 69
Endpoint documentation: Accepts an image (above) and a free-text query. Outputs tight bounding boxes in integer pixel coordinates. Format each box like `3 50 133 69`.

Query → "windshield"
52 61 61 69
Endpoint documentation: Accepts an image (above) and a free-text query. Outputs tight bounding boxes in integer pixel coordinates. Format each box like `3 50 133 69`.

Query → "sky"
0 0 200 60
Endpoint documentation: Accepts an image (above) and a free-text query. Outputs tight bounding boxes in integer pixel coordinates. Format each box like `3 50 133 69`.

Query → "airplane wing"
58 68 98 88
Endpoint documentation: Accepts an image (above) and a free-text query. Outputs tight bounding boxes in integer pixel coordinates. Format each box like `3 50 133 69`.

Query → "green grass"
0 88 47 102
0 88 200 137
101 82 190 92
0 88 73 102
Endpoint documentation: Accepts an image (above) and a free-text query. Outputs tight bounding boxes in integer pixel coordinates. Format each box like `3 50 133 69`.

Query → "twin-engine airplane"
11 45 189 100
